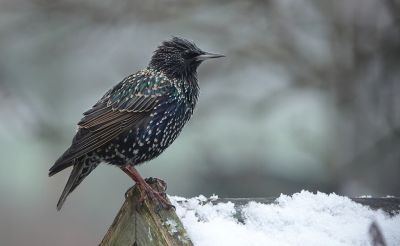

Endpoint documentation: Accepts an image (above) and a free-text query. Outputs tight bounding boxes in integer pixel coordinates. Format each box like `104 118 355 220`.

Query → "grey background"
1 0 399 245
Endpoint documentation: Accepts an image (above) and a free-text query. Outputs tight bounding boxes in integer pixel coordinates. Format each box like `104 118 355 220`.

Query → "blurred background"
1 0 399 245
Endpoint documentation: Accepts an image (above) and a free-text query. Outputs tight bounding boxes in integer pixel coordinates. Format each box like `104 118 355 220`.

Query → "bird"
49 37 224 210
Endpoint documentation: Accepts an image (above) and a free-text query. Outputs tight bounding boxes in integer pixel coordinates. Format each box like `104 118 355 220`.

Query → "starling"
49 37 224 210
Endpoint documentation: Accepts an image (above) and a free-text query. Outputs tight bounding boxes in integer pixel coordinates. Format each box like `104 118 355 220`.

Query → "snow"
359 195 373 198
169 191 400 246
165 219 178 235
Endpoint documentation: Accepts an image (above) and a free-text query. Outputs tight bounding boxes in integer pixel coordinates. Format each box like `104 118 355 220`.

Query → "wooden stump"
100 183 193 246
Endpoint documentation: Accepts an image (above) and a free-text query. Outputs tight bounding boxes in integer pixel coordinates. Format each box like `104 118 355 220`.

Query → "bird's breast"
100 99 194 166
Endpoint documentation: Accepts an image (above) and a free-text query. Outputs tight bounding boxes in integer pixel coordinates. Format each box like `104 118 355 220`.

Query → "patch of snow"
178 235 189 244
171 195 187 202
170 190 400 246
210 194 219 201
165 219 178 235
358 195 373 198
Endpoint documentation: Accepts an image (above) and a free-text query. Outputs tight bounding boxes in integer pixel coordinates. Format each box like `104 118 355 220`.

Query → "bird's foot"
124 186 135 200
144 177 168 192
125 177 168 199
138 186 175 210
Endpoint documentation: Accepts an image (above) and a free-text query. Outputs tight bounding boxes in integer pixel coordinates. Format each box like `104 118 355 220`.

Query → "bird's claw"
124 177 171 209
156 202 176 212
137 186 174 210
125 185 135 200
145 177 168 191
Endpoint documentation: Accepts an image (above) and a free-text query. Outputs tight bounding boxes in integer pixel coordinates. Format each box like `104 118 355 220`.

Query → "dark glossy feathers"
49 72 170 176
49 37 224 210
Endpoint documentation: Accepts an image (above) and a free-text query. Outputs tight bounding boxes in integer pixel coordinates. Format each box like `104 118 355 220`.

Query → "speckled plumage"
49 37 224 210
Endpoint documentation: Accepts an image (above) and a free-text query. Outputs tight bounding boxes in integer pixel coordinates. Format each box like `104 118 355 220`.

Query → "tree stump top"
100 183 193 246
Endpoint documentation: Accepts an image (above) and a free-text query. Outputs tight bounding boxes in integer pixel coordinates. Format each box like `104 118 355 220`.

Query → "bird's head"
149 37 224 82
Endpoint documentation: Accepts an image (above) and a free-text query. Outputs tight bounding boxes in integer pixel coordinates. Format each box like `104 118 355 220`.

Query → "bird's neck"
183 72 200 108
173 70 199 108
149 65 200 108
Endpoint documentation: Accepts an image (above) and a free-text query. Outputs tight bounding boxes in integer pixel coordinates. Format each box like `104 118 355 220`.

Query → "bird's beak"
195 52 225 61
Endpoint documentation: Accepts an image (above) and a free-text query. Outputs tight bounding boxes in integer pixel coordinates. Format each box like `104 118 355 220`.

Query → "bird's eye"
183 50 196 59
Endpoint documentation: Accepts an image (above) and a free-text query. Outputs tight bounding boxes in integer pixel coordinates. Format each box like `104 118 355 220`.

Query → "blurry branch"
384 0 400 26
326 0 400 193
338 126 400 194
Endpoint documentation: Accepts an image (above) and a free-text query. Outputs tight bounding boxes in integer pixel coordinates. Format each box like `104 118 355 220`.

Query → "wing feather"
56 111 146 165
50 73 172 172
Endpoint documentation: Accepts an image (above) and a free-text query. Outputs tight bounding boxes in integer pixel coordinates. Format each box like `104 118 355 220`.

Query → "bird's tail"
54 155 100 210
49 156 74 177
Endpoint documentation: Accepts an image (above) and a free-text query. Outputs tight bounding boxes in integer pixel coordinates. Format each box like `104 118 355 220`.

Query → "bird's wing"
49 75 171 175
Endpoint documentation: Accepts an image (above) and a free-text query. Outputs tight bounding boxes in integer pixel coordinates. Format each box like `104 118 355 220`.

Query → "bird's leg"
120 167 168 198
120 166 140 182
121 167 167 188
120 166 140 199
123 165 174 209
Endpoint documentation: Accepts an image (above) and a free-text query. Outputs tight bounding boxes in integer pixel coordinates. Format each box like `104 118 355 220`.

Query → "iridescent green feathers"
109 74 169 112
49 72 173 176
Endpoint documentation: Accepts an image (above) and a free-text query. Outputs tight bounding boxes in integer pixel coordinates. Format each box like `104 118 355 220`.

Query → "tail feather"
56 159 85 210
54 154 101 210
49 153 75 177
